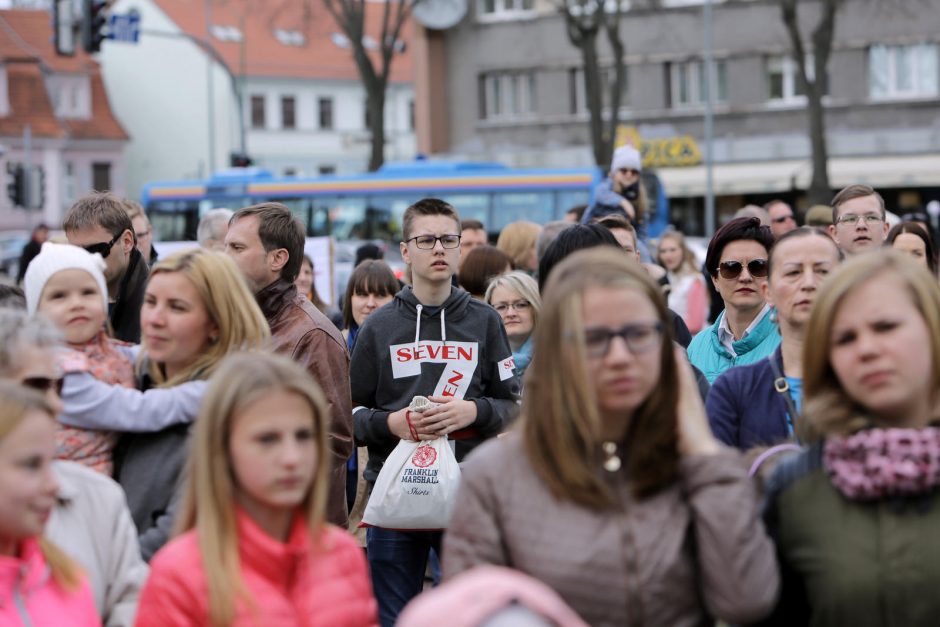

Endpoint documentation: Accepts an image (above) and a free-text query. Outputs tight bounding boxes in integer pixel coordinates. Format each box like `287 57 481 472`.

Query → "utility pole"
205 0 216 173
702 0 716 237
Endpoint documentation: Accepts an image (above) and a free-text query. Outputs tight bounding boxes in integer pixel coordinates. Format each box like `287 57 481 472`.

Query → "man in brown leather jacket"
225 203 353 526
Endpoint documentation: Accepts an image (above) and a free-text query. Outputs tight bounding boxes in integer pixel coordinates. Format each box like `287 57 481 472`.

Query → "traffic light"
230 153 254 168
6 164 24 207
82 0 108 53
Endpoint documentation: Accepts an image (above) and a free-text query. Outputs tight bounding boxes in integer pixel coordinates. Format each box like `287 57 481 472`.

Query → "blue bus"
141 160 670 244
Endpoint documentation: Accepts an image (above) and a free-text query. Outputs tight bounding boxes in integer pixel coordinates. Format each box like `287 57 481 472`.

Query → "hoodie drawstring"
440 308 446 344
414 304 423 345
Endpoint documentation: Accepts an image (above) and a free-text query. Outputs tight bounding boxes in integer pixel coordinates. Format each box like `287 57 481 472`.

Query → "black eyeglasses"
21 376 64 397
82 232 122 258
406 234 461 250
717 259 769 280
583 322 663 358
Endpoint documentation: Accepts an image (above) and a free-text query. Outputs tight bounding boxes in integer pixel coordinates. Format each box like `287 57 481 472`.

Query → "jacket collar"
710 306 777 356
236 508 310 589
0 537 50 605
255 278 300 321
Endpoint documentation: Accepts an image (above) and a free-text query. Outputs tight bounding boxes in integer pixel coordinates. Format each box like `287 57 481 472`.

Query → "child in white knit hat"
24 242 135 475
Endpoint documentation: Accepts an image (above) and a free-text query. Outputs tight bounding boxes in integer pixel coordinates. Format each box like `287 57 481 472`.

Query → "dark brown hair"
342 260 399 329
886 222 938 276
230 202 305 283
402 198 461 241
63 191 134 242
704 217 774 278
458 245 514 298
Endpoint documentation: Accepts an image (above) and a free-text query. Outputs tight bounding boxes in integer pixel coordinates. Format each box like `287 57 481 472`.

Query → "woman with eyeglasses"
758 250 940 626
445 247 778 626
485 272 541 382
687 217 779 383
706 228 842 451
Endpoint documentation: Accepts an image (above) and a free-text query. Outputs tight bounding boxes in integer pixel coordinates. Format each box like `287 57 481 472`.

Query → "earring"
769 308 778 324
209 335 219 344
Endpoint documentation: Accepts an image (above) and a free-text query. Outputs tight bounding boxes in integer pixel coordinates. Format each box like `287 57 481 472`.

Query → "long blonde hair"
0 382 82 591
522 247 679 508
496 221 541 269
800 250 940 443
142 249 270 386
175 352 331 626
656 230 699 277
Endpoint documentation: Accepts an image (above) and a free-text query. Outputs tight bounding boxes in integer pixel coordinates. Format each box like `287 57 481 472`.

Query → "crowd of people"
3 159 940 627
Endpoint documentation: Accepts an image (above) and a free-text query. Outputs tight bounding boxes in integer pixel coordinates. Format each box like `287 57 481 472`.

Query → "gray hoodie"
352 285 520 483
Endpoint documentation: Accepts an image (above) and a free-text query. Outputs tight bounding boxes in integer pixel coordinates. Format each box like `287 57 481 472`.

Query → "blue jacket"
687 309 780 384
706 346 792 451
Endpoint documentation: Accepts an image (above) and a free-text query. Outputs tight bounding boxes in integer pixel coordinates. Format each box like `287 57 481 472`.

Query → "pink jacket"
0 537 101 627
136 510 377 627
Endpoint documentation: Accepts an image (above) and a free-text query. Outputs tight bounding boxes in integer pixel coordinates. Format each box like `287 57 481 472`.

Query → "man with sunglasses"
829 184 890 256
63 192 150 342
687 217 780 384
765 200 797 239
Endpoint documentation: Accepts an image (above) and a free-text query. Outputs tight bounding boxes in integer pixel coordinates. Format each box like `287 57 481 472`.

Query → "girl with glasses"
759 250 940 625
445 247 778 625
687 217 779 383
707 227 842 451
485 271 541 383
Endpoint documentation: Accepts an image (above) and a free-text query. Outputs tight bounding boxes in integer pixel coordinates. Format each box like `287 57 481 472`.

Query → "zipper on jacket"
13 569 35 627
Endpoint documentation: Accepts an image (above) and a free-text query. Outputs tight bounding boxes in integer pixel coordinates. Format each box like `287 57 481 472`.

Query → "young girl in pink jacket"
0 382 100 627
136 352 377 626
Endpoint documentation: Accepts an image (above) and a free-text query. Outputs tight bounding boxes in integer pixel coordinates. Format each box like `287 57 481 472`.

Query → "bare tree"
557 0 629 169
321 0 413 171
780 0 838 205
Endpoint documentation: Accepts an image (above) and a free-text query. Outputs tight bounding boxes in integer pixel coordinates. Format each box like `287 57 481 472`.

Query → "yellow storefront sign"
616 126 702 168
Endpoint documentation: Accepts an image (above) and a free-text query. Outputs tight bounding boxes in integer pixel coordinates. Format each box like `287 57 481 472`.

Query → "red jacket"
136 510 377 627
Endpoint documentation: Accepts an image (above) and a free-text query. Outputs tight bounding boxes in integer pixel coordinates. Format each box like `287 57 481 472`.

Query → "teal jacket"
687 309 780 384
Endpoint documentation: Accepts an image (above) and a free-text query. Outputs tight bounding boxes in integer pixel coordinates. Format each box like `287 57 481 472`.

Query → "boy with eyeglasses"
350 198 520 627
829 184 889 256
63 192 150 342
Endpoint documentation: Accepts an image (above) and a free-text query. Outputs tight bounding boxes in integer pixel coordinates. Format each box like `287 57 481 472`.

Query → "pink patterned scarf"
824 427 940 501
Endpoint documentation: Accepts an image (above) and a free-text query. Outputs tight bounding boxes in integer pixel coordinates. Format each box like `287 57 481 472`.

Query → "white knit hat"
24 242 109 316
610 145 642 173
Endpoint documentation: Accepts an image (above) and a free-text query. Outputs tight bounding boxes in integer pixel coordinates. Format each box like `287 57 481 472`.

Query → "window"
92 162 111 191
767 54 826 102
480 71 537 120
318 97 333 130
669 59 727 108
869 44 938 99
250 95 265 129
281 96 296 129
318 165 336 175
478 0 533 17
408 99 415 131
569 66 629 114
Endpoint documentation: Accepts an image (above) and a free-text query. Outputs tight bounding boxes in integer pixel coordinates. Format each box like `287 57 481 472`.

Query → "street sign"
108 13 140 43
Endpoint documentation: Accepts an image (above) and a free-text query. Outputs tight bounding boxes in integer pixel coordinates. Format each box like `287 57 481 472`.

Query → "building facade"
0 9 128 231
100 0 416 200
431 0 940 234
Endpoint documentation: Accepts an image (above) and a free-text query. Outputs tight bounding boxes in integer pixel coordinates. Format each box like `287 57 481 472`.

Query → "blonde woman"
445 247 778 625
657 230 708 334
0 382 99 626
496 221 541 273
137 352 377 626
57 249 269 560
485 271 541 381
760 250 940 625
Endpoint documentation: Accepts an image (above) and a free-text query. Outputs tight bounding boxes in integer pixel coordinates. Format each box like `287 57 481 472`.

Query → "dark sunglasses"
718 259 768 280
22 376 64 397
772 214 795 224
617 168 640 176
83 232 122 258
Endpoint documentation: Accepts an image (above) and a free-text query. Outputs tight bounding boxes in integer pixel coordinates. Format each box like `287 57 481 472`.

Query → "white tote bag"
361 436 461 530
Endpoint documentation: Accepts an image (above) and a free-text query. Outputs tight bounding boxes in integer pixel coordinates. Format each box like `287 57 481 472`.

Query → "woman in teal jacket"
760 250 940 626
687 217 779 383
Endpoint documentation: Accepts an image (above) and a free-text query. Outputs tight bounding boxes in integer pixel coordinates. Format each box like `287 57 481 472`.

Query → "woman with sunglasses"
687 217 779 383
759 250 940 625
706 228 842 450
582 146 649 238
445 247 778 625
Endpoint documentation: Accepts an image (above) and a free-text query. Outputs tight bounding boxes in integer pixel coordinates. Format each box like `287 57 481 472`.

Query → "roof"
152 0 414 83
0 10 129 140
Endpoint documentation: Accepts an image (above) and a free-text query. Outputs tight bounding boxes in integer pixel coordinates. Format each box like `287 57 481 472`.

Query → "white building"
0 9 128 230
100 0 416 199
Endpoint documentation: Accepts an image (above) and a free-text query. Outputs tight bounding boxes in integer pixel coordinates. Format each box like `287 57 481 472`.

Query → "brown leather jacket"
256 279 352 527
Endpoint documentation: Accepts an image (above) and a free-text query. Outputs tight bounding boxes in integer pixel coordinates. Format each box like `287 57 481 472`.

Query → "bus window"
148 200 199 241
556 190 591 220
438 194 489 228
492 192 553 231
367 195 414 241
314 196 368 240
277 198 314 236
